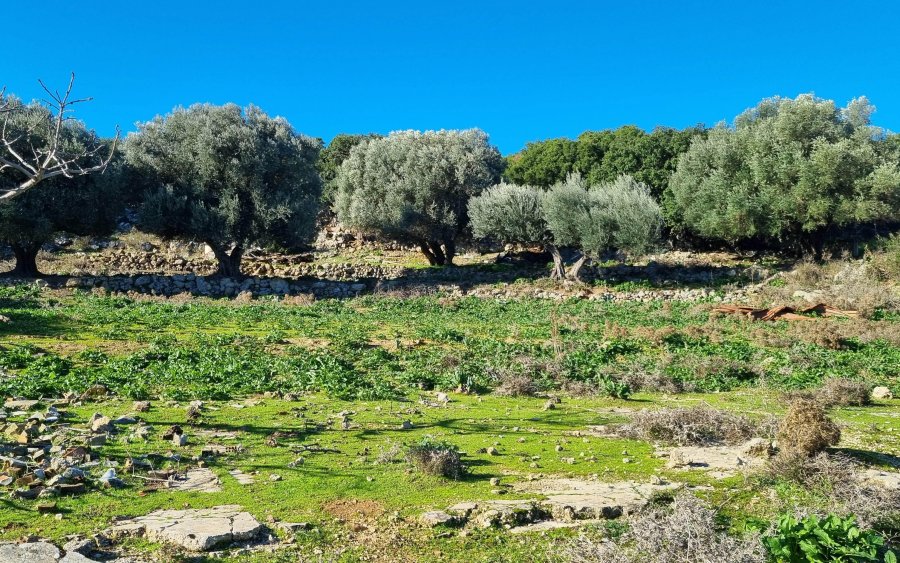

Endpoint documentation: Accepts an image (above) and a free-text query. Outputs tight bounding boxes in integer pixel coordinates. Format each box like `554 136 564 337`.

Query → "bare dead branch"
0 73 118 201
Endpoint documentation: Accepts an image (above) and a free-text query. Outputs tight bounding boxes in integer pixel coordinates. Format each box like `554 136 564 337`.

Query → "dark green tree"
126 103 322 277
318 133 382 204
504 138 577 187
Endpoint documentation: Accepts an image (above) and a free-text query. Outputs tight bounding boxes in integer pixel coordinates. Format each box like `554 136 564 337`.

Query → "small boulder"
420 510 454 527
872 386 893 400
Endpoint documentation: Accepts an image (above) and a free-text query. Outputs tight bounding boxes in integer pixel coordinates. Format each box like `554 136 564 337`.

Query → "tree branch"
0 73 119 201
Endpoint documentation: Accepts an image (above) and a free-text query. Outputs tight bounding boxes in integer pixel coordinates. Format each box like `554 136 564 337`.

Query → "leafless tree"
0 73 119 201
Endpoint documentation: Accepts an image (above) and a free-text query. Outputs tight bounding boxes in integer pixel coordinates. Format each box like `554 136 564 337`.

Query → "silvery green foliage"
469 182 548 244
595 175 664 256
334 129 503 264
126 104 322 276
544 173 662 259
667 94 900 250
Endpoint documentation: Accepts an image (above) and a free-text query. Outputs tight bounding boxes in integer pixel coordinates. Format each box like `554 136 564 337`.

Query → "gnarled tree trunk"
546 243 565 280
566 253 588 281
8 242 41 277
418 240 454 266
211 245 245 278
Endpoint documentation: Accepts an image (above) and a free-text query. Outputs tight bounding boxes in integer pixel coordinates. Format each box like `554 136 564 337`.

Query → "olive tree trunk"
546 244 565 280
211 245 245 278
8 243 41 277
418 240 454 266
566 253 589 281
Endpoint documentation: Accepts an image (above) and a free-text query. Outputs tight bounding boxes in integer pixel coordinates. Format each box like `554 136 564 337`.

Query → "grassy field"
1 284 899 561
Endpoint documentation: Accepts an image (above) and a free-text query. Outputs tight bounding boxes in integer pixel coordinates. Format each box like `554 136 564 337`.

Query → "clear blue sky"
3 0 900 154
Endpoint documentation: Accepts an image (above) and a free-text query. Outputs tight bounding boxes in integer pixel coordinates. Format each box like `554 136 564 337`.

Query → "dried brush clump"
776 398 841 456
766 452 900 530
619 406 776 446
494 372 538 397
816 377 871 408
563 493 766 563
406 438 465 479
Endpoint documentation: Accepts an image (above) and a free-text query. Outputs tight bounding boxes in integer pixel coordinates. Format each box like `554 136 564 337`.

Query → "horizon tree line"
1 76 899 278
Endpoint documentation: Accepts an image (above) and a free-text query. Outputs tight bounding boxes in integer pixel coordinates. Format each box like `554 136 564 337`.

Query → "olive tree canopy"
469 182 566 278
666 94 900 256
126 103 322 277
470 173 662 280
334 129 503 265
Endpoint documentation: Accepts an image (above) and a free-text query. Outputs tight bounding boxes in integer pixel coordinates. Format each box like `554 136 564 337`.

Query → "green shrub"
763 513 895 562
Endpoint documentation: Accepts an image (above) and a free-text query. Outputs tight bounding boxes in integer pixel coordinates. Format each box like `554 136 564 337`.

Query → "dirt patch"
323 499 385 522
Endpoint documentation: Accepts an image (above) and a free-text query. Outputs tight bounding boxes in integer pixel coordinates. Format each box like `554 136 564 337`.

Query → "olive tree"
0 74 117 201
469 182 565 278
334 129 503 265
126 103 322 277
544 173 663 279
470 174 662 280
666 94 900 256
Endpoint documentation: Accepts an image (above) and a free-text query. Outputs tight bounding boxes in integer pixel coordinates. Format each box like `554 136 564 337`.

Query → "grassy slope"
0 287 898 561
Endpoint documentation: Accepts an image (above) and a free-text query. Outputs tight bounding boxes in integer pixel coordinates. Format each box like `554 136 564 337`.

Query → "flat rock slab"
169 468 222 492
106 505 262 551
0 542 95 563
508 520 591 534
0 542 60 563
512 478 679 520
229 469 254 485
3 399 40 411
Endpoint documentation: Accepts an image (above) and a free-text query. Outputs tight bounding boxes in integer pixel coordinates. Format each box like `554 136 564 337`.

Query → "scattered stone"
872 386 894 400
489 477 501 486
400 420 413 430
486 447 498 456
89 413 113 432
105 505 262 551
275 522 311 533
132 401 151 412
269 474 282 482
420 510 455 527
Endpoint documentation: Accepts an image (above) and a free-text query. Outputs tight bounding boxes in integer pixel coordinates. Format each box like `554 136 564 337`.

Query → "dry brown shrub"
816 377 871 407
563 492 766 563
406 440 465 479
619 407 774 446
620 367 685 394
765 452 900 529
494 372 538 397
233 290 254 303
777 399 841 456
281 293 315 305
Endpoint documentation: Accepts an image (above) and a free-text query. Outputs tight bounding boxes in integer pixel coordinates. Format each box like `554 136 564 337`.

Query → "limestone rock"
106 505 262 551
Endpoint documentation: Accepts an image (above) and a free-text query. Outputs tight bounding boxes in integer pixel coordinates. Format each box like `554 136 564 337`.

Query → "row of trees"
2 82 899 278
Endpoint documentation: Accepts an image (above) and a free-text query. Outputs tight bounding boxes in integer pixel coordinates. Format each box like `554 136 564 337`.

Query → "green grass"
0 286 898 561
